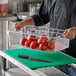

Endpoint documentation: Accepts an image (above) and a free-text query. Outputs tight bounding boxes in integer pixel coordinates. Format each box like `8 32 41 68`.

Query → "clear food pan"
6 27 69 53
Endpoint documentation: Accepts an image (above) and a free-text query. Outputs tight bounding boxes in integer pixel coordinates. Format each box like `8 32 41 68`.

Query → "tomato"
28 35 36 39
51 38 54 41
29 38 36 42
41 34 46 36
48 42 55 50
39 44 47 51
20 38 27 46
40 35 48 41
27 35 36 42
30 41 39 49
48 38 54 43
38 39 47 45
40 36 48 40
25 41 31 47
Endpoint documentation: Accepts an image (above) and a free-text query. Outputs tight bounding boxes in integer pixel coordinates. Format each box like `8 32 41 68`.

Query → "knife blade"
29 57 50 63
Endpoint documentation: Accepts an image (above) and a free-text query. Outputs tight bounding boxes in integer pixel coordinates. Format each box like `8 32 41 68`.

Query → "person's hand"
14 21 25 31
62 27 76 40
14 17 35 31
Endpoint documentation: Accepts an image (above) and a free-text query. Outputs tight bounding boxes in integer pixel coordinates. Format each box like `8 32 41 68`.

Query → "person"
14 0 76 76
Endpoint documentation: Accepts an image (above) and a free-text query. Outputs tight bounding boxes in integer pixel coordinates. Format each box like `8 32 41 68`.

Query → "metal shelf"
0 14 17 21
4 67 67 76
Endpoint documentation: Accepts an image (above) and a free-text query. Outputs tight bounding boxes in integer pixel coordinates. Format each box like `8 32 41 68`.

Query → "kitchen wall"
8 0 42 14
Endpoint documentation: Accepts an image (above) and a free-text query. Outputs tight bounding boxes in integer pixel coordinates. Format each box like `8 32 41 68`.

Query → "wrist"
23 17 35 26
71 27 76 34
73 27 76 35
22 20 27 26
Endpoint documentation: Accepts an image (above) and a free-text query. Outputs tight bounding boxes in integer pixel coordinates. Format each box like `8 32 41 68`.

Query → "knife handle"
18 55 29 59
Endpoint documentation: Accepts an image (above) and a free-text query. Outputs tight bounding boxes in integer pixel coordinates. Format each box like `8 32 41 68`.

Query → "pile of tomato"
20 34 55 51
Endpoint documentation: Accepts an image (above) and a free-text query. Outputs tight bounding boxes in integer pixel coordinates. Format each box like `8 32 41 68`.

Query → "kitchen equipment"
0 0 8 16
17 12 31 20
6 27 69 53
28 3 41 15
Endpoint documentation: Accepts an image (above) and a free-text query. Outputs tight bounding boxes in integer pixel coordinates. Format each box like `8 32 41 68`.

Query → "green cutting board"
3 48 76 69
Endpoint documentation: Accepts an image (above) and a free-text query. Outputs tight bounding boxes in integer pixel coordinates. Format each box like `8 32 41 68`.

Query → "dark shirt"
32 0 76 57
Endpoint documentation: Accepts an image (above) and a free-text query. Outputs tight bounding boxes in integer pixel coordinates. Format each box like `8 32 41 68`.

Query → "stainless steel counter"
0 14 17 21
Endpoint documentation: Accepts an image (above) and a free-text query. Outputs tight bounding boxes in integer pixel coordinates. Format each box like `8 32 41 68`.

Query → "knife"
18 54 50 63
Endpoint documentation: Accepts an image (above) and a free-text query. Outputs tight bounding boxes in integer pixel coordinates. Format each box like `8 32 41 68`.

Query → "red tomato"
28 35 36 39
49 38 54 41
40 35 48 41
27 35 36 42
30 41 39 49
48 38 54 43
25 41 31 47
48 42 55 50
39 44 47 51
40 36 48 41
41 34 46 36
28 38 36 42
38 39 47 45
20 38 27 46
51 40 55 45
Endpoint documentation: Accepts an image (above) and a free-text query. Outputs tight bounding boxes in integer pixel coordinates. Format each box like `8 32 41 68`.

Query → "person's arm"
14 0 50 31
31 0 50 26
62 27 76 40
14 17 35 31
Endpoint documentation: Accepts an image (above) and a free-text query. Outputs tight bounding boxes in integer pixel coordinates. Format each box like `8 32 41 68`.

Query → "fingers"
14 23 21 31
62 29 69 37
62 28 76 40
63 34 75 40
63 29 69 35
14 21 24 31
